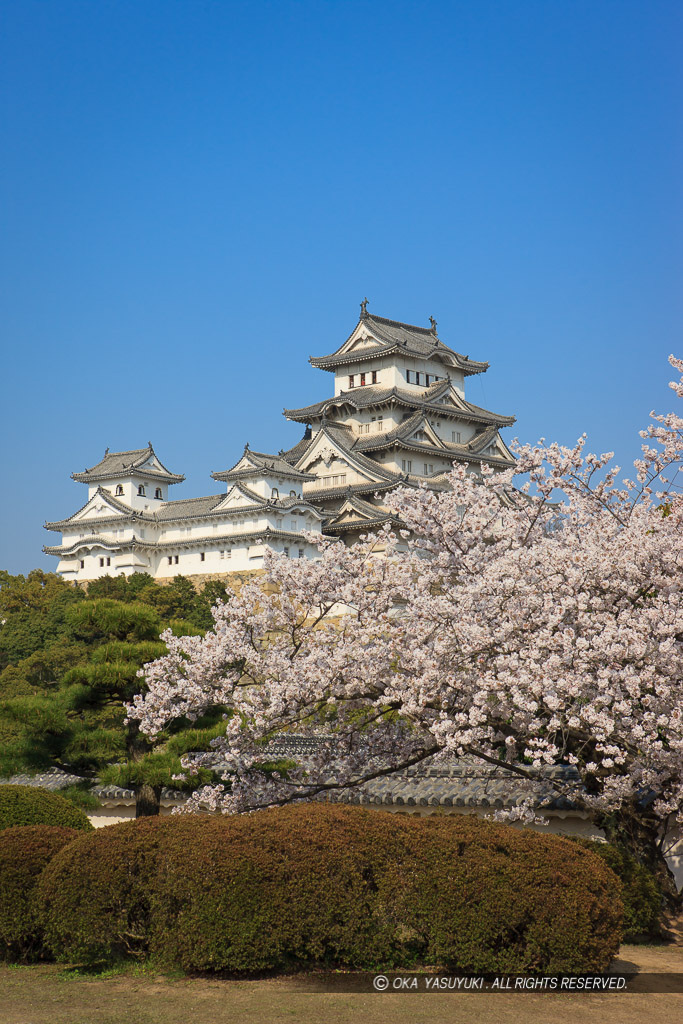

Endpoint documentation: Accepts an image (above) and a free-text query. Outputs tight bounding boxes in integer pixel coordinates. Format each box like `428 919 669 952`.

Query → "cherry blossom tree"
129 357 683 903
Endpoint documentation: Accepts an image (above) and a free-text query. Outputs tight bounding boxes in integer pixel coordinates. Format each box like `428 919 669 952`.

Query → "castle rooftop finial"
429 316 437 332
360 297 369 318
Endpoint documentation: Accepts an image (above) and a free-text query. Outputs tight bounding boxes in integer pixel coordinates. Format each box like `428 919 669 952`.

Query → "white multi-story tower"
280 301 515 539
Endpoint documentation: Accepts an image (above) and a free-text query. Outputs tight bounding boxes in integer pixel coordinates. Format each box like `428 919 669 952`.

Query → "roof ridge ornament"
429 316 437 333
360 297 369 319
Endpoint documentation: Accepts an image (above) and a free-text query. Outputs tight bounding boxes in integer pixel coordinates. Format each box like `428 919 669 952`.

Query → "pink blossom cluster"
128 357 683 837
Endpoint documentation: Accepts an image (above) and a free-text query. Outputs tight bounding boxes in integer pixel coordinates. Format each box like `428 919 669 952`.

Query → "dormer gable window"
154 487 162 499
115 485 124 496
138 485 146 496
271 487 279 498
289 489 296 497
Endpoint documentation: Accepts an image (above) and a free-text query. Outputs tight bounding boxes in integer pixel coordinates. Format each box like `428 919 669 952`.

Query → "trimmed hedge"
569 838 662 941
0 825 80 961
37 805 623 973
0 785 93 832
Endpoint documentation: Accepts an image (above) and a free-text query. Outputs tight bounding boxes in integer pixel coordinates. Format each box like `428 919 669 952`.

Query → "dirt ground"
1 945 681 1024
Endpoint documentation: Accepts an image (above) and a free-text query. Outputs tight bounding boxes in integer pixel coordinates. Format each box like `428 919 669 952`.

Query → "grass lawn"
1 945 681 1024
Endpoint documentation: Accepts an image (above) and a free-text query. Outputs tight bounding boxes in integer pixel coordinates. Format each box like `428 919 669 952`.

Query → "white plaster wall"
87 479 168 508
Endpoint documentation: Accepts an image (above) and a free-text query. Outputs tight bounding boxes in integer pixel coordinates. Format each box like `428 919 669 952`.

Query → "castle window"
452 431 461 443
155 488 162 499
168 556 173 565
360 372 366 386
298 548 304 559
174 555 179 564
276 518 283 529
415 372 421 386
371 371 378 384
226 549 231 559
200 552 205 562
79 560 84 569
406 370 412 384
115 485 124 496
106 557 111 566
289 489 296 497
138 485 146 496
401 460 412 473
283 546 290 557
377 416 383 431
271 487 279 498
99 557 104 567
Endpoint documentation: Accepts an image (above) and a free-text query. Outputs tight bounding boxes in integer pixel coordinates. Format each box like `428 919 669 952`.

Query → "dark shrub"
0 785 93 832
398 816 623 972
0 825 79 960
151 805 420 971
569 837 662 941
38 819 162 965
37 805 623 973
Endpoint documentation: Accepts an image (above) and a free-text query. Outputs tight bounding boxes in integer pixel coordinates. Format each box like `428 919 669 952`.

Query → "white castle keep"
45 303 516 581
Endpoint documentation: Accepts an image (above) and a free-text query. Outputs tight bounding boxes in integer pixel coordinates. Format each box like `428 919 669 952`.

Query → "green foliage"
67 601 164 643
37 805 622 973
58 784 101 811
569 837 662 941
0 571 229 805
0 571 84 671
0 825 80 961
0 786 93 832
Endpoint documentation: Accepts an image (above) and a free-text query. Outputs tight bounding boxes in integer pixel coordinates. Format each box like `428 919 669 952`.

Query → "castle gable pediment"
297 429 390 486
73 490 133 522
213 483 265 511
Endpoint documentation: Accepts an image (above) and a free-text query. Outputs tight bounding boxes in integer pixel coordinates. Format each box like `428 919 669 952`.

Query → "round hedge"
0 786 93 832
0 825 80 961
37 805 623 973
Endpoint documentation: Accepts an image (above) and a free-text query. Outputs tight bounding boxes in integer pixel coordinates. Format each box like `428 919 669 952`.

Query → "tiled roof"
1 752 583 815
310 311 489 376
45 487 139 530
285 380 515 428
153 493 229 520
324 493 398 534
212 449 316 483
262 737 583 811
280 432 315 466
72 445 185 484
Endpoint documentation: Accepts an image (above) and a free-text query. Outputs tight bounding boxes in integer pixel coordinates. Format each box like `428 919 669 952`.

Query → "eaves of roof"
44 526 323 558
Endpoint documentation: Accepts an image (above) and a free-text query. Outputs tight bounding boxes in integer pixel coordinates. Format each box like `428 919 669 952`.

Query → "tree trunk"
599 809 682 920
135 783 162 818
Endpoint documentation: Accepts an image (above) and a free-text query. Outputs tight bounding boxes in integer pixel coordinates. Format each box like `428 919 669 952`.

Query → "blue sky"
1 0 681 574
